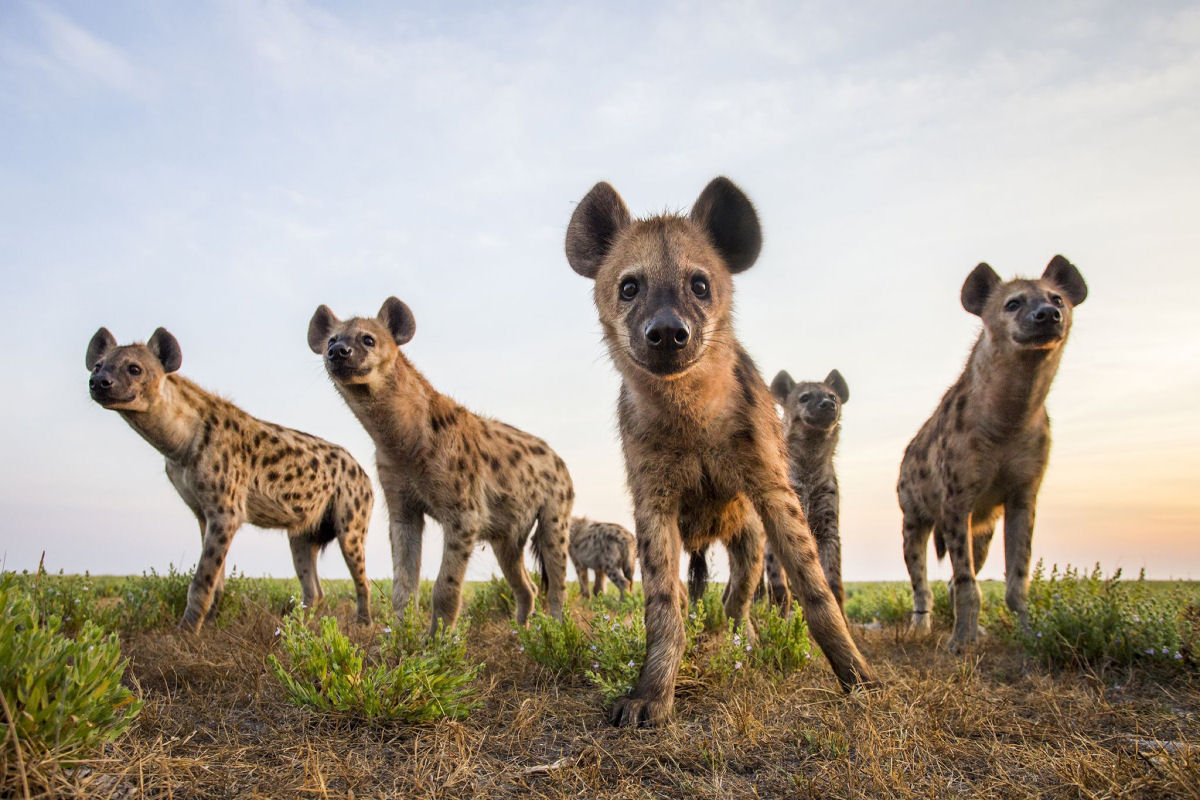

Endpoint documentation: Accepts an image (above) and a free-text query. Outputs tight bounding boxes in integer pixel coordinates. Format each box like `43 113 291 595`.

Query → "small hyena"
569 517 636 600
566 176 875 727
308 298 573 633
898 256 1087 652
86 327 373 631
764 368 850 611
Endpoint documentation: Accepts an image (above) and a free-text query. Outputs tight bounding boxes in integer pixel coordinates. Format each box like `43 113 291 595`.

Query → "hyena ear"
148 328 182 373
770 370 795 403
825 369 849 404
86 327 116 369
961 262 1002 316
1042 255 1088 306
307 305 340 355
565 181 631 279
378 297 416 345
689 176 762 274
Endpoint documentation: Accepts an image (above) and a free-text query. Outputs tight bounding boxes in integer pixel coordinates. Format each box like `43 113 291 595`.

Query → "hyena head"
771 369 848 433
307 297 416 388
565 177 762 379
86 327 181 412
960 255 1088 353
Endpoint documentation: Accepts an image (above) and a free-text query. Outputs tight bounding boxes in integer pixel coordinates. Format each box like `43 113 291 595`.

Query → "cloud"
26 3 155 98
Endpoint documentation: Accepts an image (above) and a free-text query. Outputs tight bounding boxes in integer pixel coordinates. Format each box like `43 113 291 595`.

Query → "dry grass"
9 597 1199 800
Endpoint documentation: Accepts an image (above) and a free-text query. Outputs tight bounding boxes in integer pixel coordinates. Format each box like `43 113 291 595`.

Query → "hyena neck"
786 423 838 476
967 334 1064 436
345 352 445 460
118 375 207 462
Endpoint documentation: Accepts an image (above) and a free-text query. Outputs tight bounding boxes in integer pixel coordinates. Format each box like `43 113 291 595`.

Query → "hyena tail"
529 511 550 591
687 548 709 604
623 549 635 585
934 529 946 560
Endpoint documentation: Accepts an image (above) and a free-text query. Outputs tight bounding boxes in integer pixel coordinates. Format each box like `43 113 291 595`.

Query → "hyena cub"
898 256 1087 652
566 176 874 727
308 298 572 633
764 368 850 611
569 517 636 600
86 327 373 631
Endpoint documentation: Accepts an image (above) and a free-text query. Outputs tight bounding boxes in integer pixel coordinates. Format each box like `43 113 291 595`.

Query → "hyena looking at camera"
569 517 637 600
566 176 875 727
308 298 572 634
86 327 373 631
898 256 1088 652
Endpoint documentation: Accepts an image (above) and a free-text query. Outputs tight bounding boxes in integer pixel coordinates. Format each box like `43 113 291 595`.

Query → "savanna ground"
4 567 1199 800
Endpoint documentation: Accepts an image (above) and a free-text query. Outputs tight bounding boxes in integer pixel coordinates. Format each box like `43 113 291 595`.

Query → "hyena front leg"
180 512 241 632
942 514 982 653
288 534 323 609
724 517 764 634
809 491 844 611
1003 493 1037 633
430 524 477 635
755 486 874 689
762 545 790 612
388 501 425 617
573 559 591 599
188 508 225 624
610 509 684 728
902 513 934 634
593 571 606 596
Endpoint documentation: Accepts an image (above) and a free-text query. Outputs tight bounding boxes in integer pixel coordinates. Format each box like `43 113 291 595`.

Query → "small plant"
749 600 812 673
466 576 515 625
586 583 644 617
689 583 728 634
512 611 588 676
584 610 645 701
114 565 194 631
0 574 141 782
268 607 480 722
1015 563 1196 672
708 624 757 682
844 583 913 625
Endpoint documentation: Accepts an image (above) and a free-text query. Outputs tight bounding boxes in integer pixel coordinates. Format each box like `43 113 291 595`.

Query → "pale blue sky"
2 1 1198 585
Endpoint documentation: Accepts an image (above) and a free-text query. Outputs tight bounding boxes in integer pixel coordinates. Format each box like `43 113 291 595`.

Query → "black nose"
819 397 835 409
1032 305 1062 324
89 376 113 390
644 311 691 350
327 343 352 361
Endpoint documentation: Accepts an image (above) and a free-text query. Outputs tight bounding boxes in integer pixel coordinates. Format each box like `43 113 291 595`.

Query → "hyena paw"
176 614 203 634
609 694 672 728
908 611 933 636
946 625 985 654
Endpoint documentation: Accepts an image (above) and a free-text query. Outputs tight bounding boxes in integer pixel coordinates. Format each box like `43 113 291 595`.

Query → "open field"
3 571 1199 799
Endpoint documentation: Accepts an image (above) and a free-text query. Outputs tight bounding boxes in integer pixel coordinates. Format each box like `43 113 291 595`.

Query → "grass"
2 567 1198 798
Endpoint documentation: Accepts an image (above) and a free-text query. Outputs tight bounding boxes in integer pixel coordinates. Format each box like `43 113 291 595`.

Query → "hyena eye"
362 334 376 347
127 364 143 376
1004 298 1021 312
691 276 710 298
619 278 639 301
1050 294 1064 307
799 393 810 403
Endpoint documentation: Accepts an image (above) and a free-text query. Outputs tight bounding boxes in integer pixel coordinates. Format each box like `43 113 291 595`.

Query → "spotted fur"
86 327 373 631
569 517 636 599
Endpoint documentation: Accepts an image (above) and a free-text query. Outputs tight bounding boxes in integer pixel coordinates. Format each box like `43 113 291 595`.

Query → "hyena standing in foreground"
308 298 572 633
569 517 636 600
898 256 1088 652
566 176 875 727
86 327 373 631
761 368 850 611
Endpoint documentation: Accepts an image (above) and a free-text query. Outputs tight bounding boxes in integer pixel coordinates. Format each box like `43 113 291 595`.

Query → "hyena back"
308 298 572 634
569 517 636 599
897 256 1087 651
86 327 373 631
566 176 874 727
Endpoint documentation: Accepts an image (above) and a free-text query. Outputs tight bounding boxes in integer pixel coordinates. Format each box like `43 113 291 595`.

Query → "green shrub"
512 611 589 676
584 611 645 701
748 600 812 673
466 576 515 625
0 575 141 778
114 565 194 631
688 583 728 634
845 583 913 625
1015 563 1196 672
586 583 644 618
268 605 480 722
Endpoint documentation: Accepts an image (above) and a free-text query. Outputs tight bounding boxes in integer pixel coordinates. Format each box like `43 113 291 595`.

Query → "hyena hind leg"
902 514 935 635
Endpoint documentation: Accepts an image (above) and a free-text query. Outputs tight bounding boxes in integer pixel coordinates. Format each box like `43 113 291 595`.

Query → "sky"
1 0 1198 588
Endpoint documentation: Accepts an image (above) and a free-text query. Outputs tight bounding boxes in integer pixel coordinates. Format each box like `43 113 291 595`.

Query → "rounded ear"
148 328 182 373
825 369 849 404
378 297 416 345
961 262 1002 316
770 370 795 403
689 176 762 274
1042 255 1087 306
308 305 339 355
565 181 631 279
86 327 116 369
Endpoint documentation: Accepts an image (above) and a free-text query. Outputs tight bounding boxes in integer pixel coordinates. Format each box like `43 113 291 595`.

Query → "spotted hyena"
569 517 636 600
566 176 875 727
308 298 572 633
86 327 373 631
898 256 1088 652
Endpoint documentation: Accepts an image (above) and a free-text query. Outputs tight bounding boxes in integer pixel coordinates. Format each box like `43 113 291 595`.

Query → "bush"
706 601 812 681
113 565 194 631
512 611 589 676
0 574 141 781
584 611 645 701
466 576 515 625
845 583 912 625
1015 563 1197 672
268 605 481 723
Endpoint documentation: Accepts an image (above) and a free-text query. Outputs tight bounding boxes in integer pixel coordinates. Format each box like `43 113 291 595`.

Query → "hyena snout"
644 310 691 350
89 374 114 392
1030 303 1062 325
